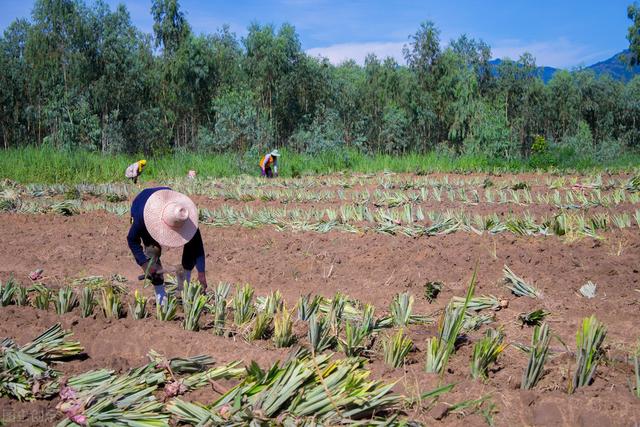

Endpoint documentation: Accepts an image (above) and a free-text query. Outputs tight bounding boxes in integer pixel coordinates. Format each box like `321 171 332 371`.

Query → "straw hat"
270 149 280 157
143 190 198 248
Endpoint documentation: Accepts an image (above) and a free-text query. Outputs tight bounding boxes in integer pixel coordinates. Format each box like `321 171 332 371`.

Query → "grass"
307 313 335 353
128 290 148 320
272 306 295 348
0 277 18 306
232 284 255 326
3 146 640 184
209 282 230 336
382 329 413 368
425 268 477 374
390 292 414 327
156 295 178 321
181 282 208 331
521 323 551 390
470 329 506 380
503 265 542 298
572 315 607 392
32 284 51 310
99 287 122 319
79 287 97 318
518 309 550 327
54 286 78 315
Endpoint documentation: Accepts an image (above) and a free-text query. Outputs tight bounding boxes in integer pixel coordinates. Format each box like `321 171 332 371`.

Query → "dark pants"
264 167 274 178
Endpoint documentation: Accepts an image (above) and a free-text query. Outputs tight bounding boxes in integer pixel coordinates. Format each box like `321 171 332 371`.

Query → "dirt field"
0 173 639 426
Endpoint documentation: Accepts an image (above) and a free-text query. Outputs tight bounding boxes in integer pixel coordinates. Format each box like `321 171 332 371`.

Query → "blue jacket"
127 187 205 272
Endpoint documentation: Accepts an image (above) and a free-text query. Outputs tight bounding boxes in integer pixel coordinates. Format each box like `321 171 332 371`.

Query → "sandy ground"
0 173 639 426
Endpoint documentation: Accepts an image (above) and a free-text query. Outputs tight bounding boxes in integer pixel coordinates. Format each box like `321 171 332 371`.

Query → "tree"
628 2 640 64
25 0 97 148
0 19 31 148
0 3 634 159
89 2 155 152
151 0 190 56
243 23 303 142
620 75 640 146
403 21 441 89
546 70 581 139
331 60 367 147
449 34 493 93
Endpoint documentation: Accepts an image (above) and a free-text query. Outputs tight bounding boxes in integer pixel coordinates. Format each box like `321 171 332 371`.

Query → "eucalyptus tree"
628 2 640 64
0 19 31 148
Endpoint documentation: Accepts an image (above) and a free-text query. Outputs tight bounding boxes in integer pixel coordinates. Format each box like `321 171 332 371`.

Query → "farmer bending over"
127 187 207 304
125 159 147 184
259 149 280 178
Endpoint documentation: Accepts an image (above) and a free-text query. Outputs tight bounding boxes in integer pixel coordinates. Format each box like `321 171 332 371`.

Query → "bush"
380 105 409 154
128 108 172 154
203 89 272 153
531 135 548 154
43 96 101 151
289 108 345 156
101 117 127 154
562 120 594 158
594 138 625 162
464 105 518 159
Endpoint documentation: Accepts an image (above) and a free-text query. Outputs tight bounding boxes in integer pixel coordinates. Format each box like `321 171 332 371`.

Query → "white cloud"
306 41 406 65
307 37 614 69
490 38 613 69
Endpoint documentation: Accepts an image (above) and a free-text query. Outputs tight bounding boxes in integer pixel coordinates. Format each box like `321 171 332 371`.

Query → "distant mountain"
586 50 640 82
489 50 640 83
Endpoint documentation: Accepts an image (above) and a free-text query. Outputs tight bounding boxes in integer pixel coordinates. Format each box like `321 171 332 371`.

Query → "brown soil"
1 173 639 426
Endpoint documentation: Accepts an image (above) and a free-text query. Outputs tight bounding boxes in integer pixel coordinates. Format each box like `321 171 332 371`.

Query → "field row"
1 321 402 425
1 267 637 413
4 175 640 210
168 173 640 193
3 195 639 239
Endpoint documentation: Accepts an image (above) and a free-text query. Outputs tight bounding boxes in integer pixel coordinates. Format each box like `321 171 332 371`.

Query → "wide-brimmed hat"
143 189 198 248
270 149 280 157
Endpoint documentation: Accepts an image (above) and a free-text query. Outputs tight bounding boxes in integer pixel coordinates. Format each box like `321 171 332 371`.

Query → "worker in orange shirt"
259 149 280 178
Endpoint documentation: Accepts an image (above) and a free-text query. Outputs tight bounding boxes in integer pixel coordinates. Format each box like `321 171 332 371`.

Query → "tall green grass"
1 146 639 184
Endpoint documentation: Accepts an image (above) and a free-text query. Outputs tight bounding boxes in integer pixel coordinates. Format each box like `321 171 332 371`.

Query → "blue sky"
0 0 633 68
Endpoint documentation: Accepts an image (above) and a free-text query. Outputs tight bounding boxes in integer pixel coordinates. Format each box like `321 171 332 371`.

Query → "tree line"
1 0 639 163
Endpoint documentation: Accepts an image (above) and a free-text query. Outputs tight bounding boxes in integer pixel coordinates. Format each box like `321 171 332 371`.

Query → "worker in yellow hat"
125 159 147 184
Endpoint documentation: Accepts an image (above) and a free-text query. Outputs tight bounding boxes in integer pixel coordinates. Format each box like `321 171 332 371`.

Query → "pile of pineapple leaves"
0 325 406 426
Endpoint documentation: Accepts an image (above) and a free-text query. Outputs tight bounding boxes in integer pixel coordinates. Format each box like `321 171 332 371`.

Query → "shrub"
531 135 548 154
464 104 517 159
288 108 345 156
203 89 272 153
